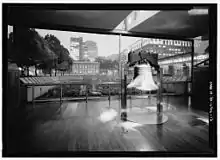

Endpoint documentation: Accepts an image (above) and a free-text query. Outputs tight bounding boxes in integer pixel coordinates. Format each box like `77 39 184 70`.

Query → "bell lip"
127 86 159 91
135 87 159 91
137 63 151 67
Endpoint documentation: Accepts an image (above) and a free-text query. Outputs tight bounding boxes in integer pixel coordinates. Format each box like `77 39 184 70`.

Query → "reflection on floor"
6 96 212 155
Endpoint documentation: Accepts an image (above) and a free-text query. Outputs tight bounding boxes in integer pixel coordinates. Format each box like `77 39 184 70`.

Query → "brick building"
71 61 100 75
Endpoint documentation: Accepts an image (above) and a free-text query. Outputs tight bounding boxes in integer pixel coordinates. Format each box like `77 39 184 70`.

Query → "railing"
194 58 209 67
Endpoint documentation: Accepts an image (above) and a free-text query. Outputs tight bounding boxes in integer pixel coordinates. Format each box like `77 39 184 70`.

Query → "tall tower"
70 37 83 60
83 41 98 61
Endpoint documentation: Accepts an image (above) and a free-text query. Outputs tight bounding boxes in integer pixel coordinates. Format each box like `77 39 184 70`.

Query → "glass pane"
121 35 193 115
7 8 211 153
16 28 122 115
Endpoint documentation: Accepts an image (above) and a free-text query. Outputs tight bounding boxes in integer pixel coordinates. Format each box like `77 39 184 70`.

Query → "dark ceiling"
130 10 209 38
7 7 132 31
7 6 209 39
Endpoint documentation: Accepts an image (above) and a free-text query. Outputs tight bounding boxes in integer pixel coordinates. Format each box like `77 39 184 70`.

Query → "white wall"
27 86 55 102
26 75 99 102
26 75 83 102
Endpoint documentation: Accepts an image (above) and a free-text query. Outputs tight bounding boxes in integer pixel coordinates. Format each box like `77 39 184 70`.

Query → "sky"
7 10 160 57
35 28 141 57
8 25 140 57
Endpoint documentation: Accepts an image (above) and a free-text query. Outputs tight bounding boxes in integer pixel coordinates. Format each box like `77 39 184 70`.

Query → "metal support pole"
59 84 62 115
188 95 191 111
191 40 194 93
188 81 191 111
157 68 163 115
118 34 127 121
121 73 127 121
86 85 88 103
17 72 20 109
108 84 111 107
85 85 88 114
119 34 123 108
85 99 88 116
124 74 127 108
32 86 35 109
118 34 122 121
149 90 151 105
167 83 169 109
60 84 62 104
130 88 132 109
190 40 194 109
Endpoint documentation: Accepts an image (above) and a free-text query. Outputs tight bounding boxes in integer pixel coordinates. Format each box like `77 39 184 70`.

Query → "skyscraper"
70 37 83 60
83 41 98 61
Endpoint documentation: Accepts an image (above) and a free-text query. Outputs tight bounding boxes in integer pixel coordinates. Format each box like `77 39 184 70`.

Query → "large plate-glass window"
121 35 193 112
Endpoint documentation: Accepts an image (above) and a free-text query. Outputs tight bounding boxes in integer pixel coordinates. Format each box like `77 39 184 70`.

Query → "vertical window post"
157 68 163 123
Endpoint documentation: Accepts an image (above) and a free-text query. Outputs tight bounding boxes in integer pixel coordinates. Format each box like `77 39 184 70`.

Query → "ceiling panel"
130 10 209 38
7 6 209 39
8 7 132 31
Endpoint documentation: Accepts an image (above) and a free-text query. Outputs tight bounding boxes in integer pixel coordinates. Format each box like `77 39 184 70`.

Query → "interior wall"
192 67 209 112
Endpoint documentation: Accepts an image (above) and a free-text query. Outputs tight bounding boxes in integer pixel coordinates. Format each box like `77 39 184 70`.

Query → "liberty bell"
127 63 158 91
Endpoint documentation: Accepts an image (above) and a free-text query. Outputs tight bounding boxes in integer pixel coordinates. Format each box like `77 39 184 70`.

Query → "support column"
60 84 62 104
191 40 194 92
130 88 132 109
148 90 151 105
167 83 169 109
190 40 194 109
188 82 191 111
157 68 163 117
121 74 127 121
119 34 127 121
86 85 88 103
108 84 111 107
118 34 122 121
124 74 127 108
32 86 35 109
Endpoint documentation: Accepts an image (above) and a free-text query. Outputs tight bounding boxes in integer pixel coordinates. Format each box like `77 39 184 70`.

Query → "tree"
44 34 73 75
95 56 119 70
7 28 57 76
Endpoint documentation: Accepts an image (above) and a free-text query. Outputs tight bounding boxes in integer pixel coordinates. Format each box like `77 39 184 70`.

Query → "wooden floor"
5 97 212 155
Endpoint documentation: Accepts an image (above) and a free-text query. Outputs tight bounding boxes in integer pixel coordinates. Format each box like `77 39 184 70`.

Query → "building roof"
19 76 118 86
72 61 99 64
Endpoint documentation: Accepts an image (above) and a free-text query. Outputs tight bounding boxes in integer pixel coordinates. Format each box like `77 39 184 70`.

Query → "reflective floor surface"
6 96 212 155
